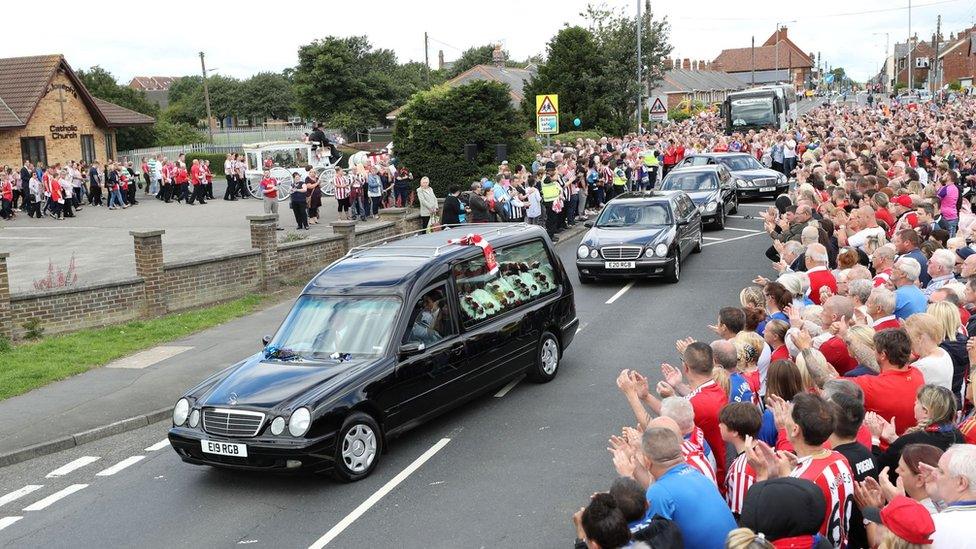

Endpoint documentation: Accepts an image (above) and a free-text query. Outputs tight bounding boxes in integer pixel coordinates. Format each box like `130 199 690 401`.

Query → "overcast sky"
8 0 976 84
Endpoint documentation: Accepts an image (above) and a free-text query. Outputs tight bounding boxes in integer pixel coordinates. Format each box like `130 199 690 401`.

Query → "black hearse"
169 224 577 481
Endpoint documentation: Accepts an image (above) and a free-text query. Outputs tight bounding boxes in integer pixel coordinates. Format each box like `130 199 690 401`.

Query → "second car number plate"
605 261 636 269
760 186 776 192
201 440 248 457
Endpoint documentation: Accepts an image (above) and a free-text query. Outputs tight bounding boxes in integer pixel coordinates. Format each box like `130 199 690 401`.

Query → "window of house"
403 285 456 347
105 133 115 161
81 135 96 163
20 137 47 167
452 240 558 325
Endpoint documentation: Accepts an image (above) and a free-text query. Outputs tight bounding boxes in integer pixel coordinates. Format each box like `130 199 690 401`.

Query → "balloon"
573 118 581 127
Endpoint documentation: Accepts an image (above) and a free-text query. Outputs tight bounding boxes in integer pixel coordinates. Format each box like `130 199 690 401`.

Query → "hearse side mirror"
583 221 593 228
262 335 272 346
676 219 690 226
398 342 426 357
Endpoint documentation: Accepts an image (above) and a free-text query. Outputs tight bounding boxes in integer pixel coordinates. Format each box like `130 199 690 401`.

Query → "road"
0 201 777 549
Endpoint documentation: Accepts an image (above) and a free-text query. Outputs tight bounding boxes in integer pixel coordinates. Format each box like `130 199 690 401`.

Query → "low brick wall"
162 250 263 312
278 235 347 281
9 278 145 339
353 221 400 247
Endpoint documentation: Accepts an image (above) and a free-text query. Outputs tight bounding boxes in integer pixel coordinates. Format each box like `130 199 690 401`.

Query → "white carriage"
243 141 342 201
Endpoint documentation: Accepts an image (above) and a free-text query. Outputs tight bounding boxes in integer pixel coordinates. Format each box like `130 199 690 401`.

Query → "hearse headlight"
188 409 200 428
288 407 312 437
270 416 286 436
173 398 190 426
577 245 589 259
736 178 748 188
655 243 669 257
778 173 787 183
705 201 718 213
590 249 599 259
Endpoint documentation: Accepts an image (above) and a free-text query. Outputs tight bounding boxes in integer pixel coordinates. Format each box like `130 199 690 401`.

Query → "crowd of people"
571 94 976 549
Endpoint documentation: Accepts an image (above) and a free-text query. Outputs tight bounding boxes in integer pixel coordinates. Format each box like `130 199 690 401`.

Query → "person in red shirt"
187 159 207 205
853 328 925 437
890 194 918 234
174 162 189 203
663 144 677 177
140 158 150 195
873 193 895 232
819 296 859 375
0 172 14 220
804 244 837 305
203 160 215 200
763 319 790 362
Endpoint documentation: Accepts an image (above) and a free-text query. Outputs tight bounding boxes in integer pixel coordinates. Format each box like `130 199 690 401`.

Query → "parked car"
659 165 737 229
168 224 578 481
575 190 702 284
675 152 788 199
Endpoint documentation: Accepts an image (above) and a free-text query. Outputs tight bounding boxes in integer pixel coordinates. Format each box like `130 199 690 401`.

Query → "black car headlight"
288 407 311 437
577 245 589 259
655 243 669 257
173 398 190 426
736 178 748 188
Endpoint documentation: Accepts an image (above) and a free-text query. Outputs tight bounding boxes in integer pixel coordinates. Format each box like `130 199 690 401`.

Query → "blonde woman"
926 301 967 403
733 331 765 398
903 313 954 390
868 384 965 475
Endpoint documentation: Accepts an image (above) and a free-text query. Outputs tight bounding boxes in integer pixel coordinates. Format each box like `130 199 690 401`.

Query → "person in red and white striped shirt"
647 416 717 487
719 402 763 517
662 396 718 484
333 168 351 220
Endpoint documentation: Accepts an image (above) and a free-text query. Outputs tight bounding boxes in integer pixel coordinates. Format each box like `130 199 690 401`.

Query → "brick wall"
941 42 976 85
278 235 347 282
9 278 145 339
162 250 263 312
0 71 113 167
353 221 400 247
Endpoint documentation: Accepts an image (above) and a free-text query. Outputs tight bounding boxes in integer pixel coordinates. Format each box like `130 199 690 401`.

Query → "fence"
115 126 346 161
0 209 423 341
115 143 241 161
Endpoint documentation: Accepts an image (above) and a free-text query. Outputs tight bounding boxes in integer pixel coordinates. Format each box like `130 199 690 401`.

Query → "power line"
425 36 464 53
673 0 965 22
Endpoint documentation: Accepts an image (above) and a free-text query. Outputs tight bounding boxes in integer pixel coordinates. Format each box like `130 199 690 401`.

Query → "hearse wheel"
527 331 560 383
333 412 382 482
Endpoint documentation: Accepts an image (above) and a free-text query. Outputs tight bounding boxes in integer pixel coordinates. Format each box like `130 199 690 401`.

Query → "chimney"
682 58 691 69
663 58 674 70
692 60 698 70
438 50 445 71
701 60 708 70
492 43 506 67
779 26 788 41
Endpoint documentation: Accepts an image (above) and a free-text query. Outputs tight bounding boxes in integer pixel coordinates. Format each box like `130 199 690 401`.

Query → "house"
650 60 745 109
128 75 181 109
0 54 154 168
938 28 976 88
712 27 815 89
387 63 536 121
889 34 952 90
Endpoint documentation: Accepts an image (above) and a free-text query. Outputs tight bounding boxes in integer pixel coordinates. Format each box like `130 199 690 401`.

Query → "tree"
394 81 536 197
76 66 160 150
447 44 497 78
240 72 295 122
294 36 425 139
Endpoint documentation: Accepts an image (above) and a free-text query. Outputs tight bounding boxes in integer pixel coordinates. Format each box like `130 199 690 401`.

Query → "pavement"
0 201 776 548
0 180 381 294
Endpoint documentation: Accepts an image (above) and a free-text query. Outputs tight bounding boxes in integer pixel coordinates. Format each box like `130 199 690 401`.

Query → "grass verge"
0 294 268 401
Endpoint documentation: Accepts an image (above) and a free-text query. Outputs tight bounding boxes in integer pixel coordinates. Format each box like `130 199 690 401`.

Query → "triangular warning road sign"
649 97 667 114
537 96 557 115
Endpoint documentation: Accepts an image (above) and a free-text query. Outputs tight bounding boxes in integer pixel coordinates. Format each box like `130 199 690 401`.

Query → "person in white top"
842 206 887 252
223 154 236 201
924 444 976 548
904 313 954 390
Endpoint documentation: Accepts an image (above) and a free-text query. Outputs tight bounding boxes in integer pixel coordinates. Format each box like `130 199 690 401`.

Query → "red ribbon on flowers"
447 233 498 275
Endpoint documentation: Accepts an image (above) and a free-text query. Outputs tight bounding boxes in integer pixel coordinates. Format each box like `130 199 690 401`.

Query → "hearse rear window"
452 240 558 325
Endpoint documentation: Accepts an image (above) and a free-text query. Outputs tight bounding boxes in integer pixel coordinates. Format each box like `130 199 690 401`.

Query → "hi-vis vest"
541 178 560 201
612 168 627 187
643 152 659 167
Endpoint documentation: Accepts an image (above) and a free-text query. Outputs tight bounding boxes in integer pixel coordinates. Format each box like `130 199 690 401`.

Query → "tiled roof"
713 42 813 73
654 69 745 94
0 54 154 129
387 64 536 120
128 76 180 91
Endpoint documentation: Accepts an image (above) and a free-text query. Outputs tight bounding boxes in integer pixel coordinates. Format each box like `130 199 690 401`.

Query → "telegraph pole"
424 32 431 85
751 36 756 85
636 0 642 133
908 0 914 91
199 51 214 144
933 14 941 92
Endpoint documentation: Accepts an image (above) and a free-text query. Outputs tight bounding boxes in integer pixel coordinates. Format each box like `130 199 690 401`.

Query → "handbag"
427 213 440 233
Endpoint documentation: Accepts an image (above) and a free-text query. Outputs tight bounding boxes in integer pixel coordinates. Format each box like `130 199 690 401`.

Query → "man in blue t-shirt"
638 427 736 549
891 257 927 319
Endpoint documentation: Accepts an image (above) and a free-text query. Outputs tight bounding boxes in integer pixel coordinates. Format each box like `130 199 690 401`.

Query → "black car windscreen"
596 203 672 227
662 172 718 191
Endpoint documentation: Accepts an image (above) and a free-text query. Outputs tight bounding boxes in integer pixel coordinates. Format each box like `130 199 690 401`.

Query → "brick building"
938 29 976 88
128 76 181 109
651 60 745 109
0 54 154 169
712 27 814 89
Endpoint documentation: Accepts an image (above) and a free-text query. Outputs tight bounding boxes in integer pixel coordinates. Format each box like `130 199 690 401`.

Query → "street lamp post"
872 32 890 93
199 51 214 145
636 0 643 134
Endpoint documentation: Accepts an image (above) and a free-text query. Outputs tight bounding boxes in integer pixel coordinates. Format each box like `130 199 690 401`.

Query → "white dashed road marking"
23 484 88 511
145 439 171 452
494 376 523 398
605 281 635 304
96 456 146 477
308 438 452 548
721 227 761 233
702 237 723 241
702 232 767 247
0 486 43 508
0 516 22 531
46 456 100 478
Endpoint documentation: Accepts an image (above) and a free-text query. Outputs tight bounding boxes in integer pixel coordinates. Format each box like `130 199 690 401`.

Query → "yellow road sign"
536 94 559 134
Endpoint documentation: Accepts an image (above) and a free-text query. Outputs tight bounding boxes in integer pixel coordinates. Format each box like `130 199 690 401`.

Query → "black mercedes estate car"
169 224 577 481
660 165 738 229
676 152 788 199
575 190 702 283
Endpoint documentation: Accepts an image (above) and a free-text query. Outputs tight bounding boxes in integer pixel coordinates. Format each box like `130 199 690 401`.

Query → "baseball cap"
892 194 914 208
739 478 826 541
956 246 976 261
862 496 934 545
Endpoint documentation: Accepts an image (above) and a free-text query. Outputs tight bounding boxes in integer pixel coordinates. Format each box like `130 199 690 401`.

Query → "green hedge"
186 153 239 175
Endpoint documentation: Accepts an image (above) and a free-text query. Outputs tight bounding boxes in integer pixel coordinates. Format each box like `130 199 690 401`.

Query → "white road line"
702 236 723 241
605 281 635 304
0 517 22 531
23 484 88 511
308 438 452 548
46 456 100 478
737 203 775 208
145 439 171 452
702 231 767 247
0 486 43 508
96 456 145 476
494 376 523 398
721 227 761 233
